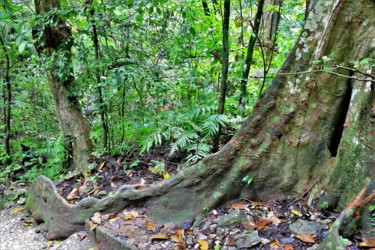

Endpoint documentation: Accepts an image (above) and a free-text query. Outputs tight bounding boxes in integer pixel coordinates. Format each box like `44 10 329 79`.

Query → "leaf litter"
56 146 368 249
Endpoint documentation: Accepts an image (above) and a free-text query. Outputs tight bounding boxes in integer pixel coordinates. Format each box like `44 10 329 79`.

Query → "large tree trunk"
26 0 374 240
34 0 93 172
145 0 375 225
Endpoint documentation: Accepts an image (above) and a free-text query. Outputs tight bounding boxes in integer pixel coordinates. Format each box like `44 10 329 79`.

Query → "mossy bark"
34 0 93 172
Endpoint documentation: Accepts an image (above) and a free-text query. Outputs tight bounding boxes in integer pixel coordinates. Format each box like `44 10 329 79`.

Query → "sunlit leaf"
197 239 209 250
145 220 156 231
123 210 139 220
296 233 315 243
89 221 98 230
66 188 79 201
18 41 27 54
150 233 169 240
91 212 102 224
99 162 106 171
283 245 294 250
11 207 25 213
231 203 249 210
359 239 375 247
291 210 300 216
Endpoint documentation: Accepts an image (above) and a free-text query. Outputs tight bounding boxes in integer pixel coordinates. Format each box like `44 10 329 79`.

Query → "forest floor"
0 146 369 249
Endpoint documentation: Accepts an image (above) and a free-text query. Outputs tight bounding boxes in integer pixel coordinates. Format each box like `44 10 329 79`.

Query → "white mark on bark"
288 81 300 95
315 0 341 58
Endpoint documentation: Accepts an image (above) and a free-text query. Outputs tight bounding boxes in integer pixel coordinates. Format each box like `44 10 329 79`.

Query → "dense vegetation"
0 0 305 182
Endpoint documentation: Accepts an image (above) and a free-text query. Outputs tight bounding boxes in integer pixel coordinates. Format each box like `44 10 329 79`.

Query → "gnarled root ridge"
25 154 241 240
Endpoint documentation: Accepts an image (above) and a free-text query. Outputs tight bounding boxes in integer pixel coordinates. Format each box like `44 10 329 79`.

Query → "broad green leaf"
18 41 27 54
0 12 13 20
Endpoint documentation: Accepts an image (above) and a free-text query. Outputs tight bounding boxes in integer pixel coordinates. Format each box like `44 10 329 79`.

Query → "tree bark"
34 0 93 172
138 0 375 227
213 0 230 152
261 0 282 53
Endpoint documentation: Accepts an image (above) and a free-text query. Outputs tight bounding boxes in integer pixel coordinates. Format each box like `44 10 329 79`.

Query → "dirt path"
0 205 96 250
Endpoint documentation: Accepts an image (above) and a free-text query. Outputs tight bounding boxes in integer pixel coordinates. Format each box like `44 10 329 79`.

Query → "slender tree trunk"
0 37 11 161
34 0 93 172
213 0 230 152
87 3 110 153
262 0 282 54
238 0 265 113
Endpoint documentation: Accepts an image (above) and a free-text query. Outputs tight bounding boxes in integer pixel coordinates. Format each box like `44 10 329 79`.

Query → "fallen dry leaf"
108 213 119 222
242 219 256 230
197 239 209 250
91 212 102 224
250 201 264 206
291 210 300 216
88 220 98 230
66 188 79 201
359 239 375 247
98 162 106 171
145 220 156 231
284 245 294 250
254 218 273 230
269 240 278 248
150 233 169 240
296 233 315 243
172 229 185 249
123 210 139 220
23 221 33 227
11 207 25 213
116 157 123 166
231 203 250 210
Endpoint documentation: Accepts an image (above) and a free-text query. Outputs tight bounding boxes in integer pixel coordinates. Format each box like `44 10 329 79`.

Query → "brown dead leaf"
150 233 169 240
88 220 98 230
269 240 278 248
66 187 79 201
230 203 249 210
284 245 294 250
254 218 273 230
108 213 119 222
250 201 264 206
145 220 156 231
197 239 209 250
116 157 123 166
91 212 102 224
172 229 185 249
242 219 256 230
98 162 106 171
296 233 315 244
123 210 139 220
360 239 375 247
11 207 25 213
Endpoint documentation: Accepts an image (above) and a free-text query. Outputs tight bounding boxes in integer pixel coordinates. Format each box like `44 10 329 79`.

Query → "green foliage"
149 160 166 176
242 175 253 185
0 0 305 181
320 201 329 210
369 205 375 227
